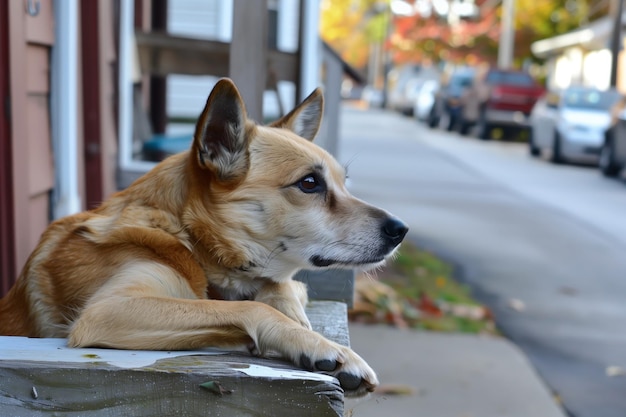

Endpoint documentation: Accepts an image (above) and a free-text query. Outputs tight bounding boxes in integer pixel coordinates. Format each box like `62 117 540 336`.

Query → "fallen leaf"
375 384 415 396
606 366 626 377
438 301 488 320
508 298 525 312
200 381 233 396
435 276 447 288
558 286 578 296
418 293 443 317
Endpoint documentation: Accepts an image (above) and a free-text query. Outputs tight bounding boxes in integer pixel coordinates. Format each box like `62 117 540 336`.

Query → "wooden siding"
6 0 55 288
166 0 223 120
167 0 222 39
26 94 54 195
25 0 55 44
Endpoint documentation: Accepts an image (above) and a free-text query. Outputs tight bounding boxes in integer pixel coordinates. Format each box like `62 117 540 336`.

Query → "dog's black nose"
381 217 409 246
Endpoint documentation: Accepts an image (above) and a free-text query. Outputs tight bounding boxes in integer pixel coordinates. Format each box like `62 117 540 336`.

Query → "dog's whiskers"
257 240 289 277
362 268 382 282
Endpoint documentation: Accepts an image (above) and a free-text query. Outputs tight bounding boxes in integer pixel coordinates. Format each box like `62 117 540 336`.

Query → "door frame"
0 0 15 296
81 0 104 209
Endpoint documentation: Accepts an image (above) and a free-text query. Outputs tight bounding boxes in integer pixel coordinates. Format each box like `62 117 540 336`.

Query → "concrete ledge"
295 269 355 308
0 301 348 416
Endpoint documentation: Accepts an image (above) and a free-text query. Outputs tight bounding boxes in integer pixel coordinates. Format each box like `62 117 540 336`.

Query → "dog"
0 78 408 395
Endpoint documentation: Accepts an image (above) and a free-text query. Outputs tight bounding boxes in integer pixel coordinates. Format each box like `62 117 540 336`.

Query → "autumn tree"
514 0 607 65
390 0 499 65
320 0 609 70
320 0 391 69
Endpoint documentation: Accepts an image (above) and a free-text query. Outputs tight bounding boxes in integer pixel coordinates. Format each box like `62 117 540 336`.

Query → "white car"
529 87 622 164
413 79 440 122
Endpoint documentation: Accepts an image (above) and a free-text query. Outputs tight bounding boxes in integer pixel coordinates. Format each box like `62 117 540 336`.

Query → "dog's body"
0 79 407 394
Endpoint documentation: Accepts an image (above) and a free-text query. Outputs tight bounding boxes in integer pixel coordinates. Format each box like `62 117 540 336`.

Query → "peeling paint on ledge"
0 336 225 368
237 363 336 382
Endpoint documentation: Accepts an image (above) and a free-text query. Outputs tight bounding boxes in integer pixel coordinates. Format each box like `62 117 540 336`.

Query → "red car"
459 69 545 139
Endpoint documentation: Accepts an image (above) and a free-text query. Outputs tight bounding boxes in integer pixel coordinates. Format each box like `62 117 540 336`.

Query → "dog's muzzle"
309 216 409 268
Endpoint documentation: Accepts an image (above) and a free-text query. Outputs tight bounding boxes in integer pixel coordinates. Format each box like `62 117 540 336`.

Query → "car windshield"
562 90 620 110
450 75 472 87
485 71 534 86
447 74 473 95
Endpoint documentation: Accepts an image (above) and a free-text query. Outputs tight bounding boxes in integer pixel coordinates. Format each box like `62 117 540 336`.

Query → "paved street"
338 105 626 417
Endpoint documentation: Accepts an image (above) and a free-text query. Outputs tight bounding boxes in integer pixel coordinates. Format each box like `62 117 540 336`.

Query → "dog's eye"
296 174 325 193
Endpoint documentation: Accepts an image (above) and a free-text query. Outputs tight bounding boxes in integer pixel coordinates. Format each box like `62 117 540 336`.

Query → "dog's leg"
254 280 312 329
68 263 378 394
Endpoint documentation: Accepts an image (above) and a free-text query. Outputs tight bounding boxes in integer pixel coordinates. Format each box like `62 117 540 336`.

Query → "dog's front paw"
252 305 377 394
299 343 378 396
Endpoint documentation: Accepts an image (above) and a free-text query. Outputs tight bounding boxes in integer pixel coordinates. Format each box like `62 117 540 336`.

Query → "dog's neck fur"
97 151 296 300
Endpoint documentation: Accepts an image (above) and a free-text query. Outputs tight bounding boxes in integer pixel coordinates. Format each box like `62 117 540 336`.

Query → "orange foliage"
320 0 609 70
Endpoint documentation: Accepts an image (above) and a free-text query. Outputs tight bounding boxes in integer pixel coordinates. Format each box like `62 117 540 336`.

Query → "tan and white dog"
0 79 407 394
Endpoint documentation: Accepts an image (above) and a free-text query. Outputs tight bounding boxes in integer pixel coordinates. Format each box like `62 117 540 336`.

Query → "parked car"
387 65 421 115
413 79 440 122
460 69 544 138
387 65 440 116
361 86 384 109
600 105 626 177
391 78 425 116
529 87 622 164
428 68 475 130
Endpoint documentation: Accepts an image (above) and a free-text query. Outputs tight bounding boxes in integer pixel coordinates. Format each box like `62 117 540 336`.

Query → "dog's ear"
270 88 324 142
193 78 250 182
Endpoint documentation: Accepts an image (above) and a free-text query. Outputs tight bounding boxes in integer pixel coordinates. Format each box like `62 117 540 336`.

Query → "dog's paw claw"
294 340 377 395
337 372 363 391
315 359 338 372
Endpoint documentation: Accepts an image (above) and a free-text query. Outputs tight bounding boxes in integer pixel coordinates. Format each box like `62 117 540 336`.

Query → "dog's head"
188 78 407 280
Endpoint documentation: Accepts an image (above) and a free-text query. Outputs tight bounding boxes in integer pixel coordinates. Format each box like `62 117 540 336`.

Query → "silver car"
529 87 622 164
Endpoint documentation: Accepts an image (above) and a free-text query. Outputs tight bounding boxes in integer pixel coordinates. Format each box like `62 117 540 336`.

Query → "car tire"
478 127 491 140
477 110 491 140
459 119 472 136
528 128 540 157
599 131 622 177
427 108 440 128
446 114 456 131
550 132 564 164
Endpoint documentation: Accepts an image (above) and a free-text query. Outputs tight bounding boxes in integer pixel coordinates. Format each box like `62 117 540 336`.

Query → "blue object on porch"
142 133 193 161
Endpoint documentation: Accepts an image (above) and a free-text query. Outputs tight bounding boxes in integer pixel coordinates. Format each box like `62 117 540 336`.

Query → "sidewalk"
337 105 566 417
345 324 566 417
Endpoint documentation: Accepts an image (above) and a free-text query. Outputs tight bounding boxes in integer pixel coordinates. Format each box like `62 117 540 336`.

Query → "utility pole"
610 0 624 87
498 0 515 68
